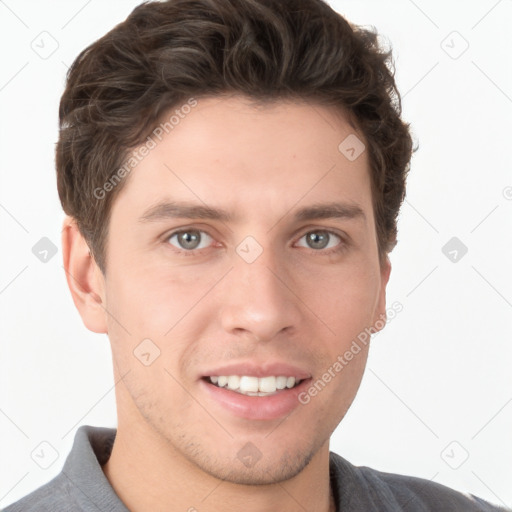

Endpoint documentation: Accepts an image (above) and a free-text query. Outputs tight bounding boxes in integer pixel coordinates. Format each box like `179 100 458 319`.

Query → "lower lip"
200 378 311 421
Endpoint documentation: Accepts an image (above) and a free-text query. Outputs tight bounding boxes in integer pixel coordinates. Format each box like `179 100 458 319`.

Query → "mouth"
199 363 312 420
203 375 306 397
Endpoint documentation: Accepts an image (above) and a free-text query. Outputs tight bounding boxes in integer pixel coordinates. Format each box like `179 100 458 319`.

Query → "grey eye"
297 231 341 250
168 230 213 250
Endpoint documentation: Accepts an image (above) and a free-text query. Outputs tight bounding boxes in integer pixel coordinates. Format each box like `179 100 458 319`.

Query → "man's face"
99 95 390 484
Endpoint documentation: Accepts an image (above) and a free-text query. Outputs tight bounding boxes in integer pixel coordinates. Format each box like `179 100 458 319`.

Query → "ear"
61 216 108 334
371 256 392 333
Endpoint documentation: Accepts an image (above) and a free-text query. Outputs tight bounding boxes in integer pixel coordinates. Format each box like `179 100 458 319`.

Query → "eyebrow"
138 201 233 223
138 200 366 224
294 202 366 223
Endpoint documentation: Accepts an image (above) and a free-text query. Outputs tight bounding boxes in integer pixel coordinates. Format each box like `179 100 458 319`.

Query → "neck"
102 418 335 512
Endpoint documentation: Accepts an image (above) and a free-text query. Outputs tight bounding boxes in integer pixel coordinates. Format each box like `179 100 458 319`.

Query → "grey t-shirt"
3 425 509 511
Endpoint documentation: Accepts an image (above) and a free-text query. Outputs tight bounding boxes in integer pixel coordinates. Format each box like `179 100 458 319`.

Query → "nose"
219 251 302 342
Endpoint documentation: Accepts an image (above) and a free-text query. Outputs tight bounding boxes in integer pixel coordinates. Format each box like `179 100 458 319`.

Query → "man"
4 0 509 510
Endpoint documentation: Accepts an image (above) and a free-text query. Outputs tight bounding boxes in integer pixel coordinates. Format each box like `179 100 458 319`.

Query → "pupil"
307 231 329 249
179 231 200 249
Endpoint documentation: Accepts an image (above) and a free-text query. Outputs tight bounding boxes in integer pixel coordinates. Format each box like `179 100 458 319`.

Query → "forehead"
111 95 373 226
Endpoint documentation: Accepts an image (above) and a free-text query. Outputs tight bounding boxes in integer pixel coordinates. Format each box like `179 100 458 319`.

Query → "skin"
62 95 391 512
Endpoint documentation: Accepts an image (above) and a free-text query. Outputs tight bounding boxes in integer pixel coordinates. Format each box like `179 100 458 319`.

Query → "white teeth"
239 376 259 393
226 375 240 391
208 375 302 395
286 377 296 389
276 376 287 389
259 376 276 393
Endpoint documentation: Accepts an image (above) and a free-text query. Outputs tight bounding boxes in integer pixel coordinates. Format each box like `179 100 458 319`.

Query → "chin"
170 431 323 486
198 448 316 486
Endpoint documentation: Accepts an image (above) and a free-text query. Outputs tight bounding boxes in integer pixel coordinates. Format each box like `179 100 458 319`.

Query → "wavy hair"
57 0 413 273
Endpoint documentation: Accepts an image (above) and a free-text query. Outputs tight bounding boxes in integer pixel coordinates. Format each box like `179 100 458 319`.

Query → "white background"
1 0 511 509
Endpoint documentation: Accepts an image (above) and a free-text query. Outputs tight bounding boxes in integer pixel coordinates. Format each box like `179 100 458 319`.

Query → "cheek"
103 266 219 374
105 265 211 333
300 262 380 345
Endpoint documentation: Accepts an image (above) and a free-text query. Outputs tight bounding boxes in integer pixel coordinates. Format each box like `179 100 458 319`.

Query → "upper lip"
200 362 311 380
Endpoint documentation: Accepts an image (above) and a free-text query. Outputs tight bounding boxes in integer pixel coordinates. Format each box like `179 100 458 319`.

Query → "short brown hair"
57 0 413 274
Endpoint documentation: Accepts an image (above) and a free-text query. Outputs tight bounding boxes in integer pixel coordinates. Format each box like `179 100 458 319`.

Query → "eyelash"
164 228 348 256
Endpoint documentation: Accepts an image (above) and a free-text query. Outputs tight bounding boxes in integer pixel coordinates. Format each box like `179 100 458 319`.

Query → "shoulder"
329 451 510 511
2 473 76 511
2 425 119 512
358 465 507 511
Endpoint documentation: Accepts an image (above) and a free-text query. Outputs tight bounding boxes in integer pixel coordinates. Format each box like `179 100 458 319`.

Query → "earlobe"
61 216 108 334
